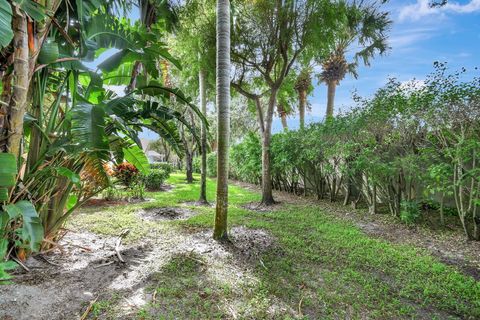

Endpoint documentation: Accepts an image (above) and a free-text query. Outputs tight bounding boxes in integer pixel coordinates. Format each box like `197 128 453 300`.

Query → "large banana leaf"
133 84 208 127
0 0 13 48
0 153 16 201
71 103 109 155
15 0 46 21
123 145 150 174
4 201 44 251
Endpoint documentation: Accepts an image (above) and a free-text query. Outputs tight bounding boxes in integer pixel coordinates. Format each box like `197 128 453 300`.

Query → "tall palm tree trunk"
298 90 306 129
214 0 230 241
277 104 288 131
198 68 208 204
326 81 336 119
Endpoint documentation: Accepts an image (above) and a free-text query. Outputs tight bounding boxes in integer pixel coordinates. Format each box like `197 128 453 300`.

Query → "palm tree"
198 68 209 203
319 1 391 119
294 69 312 130
213 0 230 241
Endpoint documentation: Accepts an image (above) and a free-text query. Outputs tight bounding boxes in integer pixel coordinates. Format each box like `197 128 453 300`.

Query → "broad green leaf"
0 153 17 188
38 38 59 64
0 0 13 48
57 167 81 186
4 203 21 219
1 260 17 270
66 195 78 211
14 0 46 21
71 104 109 154
123 145 150 175
0 238 8 259
9 201 43 252
0 188 8 201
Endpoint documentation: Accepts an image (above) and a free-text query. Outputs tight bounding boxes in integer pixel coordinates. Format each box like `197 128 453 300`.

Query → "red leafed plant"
113 162 139 187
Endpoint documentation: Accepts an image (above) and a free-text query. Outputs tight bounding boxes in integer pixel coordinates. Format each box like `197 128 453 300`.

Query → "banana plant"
1 0 207 257
1 153 43 282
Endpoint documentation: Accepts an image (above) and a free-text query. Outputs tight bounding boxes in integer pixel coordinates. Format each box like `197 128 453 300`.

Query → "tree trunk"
261 130 275 205
0 72 13 153
439 193 445 227
214 0 230 241
185 150 193 183
198 69 208 203
277 104 288 131
260 91 277 205
326 81 336 119
298 89 306 129
7 8 30 158
369 184 377 215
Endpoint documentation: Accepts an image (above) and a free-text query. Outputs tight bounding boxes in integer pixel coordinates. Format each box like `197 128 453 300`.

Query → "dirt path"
233 180 480 280
0 225 288 320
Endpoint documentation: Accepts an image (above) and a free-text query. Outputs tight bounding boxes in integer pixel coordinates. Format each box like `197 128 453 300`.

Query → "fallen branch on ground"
115 229 130 263
80 297 98 320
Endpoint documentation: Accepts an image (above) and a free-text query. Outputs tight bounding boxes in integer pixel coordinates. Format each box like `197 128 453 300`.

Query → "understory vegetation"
227 66 480 241
72 173 480 319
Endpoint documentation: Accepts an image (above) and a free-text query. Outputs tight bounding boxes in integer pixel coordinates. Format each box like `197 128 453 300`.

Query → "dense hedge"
230 66 480 240
193 152 217 177
142 169 170 190
150 162 174 175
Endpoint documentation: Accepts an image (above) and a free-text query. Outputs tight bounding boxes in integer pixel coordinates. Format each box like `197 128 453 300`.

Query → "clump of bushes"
207 153 217 177
228 66 480 240
192 154 217 177
150 162 173 175
192 157 201 174
400 201 421 225
142 169 169 190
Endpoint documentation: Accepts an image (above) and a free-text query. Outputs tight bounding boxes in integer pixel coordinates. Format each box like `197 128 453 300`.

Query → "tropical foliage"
228 65 480 240
0 0 204 275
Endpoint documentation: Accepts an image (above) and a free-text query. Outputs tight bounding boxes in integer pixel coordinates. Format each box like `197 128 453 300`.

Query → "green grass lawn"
73 173 480 319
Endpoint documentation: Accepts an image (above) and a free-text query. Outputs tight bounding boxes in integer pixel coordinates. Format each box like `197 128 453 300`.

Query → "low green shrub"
207 153 217 177
192 157 201 174
102 187 122 201
150 162 174 175
142 169 169 190
400 201 421 225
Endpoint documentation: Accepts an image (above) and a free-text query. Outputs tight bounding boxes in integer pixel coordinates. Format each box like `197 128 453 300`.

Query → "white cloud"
388 30 433 48
399 0 480 22
399 79 426 91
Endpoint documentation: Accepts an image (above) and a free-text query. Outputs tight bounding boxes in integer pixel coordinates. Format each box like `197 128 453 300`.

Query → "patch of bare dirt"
0 226 285 320
180 200 215 208
242 201 284 213
157 184 174 192
137 207 197 221
232 180 480 281
84 198 152 207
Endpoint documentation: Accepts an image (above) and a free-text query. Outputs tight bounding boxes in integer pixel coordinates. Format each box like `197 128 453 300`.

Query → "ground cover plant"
1 173 478 319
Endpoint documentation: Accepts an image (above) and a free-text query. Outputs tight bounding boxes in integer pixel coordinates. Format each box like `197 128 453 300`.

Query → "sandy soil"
0 225 282 320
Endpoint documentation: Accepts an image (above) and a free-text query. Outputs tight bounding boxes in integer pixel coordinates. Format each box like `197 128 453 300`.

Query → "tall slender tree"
294 69 312 130
319 1 391 119
198 68 209 203
231 0 326 205
170 0 215 202
213 0 230 240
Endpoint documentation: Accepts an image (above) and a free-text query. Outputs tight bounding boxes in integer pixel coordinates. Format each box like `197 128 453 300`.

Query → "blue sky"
300 0 480 130
86 1 480 136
